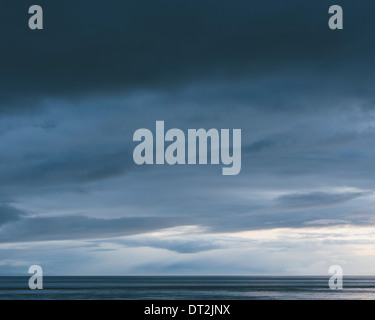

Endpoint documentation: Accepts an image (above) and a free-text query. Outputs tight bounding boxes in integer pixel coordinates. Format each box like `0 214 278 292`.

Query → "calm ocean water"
1 276 375 300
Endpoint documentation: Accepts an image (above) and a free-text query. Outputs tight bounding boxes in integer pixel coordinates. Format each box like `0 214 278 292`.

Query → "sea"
1 276 375 300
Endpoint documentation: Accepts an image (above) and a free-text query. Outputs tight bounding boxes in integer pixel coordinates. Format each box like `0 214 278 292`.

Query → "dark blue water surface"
1 276 375 300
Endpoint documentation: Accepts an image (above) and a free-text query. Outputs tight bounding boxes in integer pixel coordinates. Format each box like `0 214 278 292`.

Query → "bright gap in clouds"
2 224 373 276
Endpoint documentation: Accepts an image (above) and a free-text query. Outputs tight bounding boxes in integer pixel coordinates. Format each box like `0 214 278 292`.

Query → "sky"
1 0 375 275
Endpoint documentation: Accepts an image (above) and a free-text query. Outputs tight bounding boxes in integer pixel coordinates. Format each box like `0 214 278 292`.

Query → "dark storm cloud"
1 0 375 110
117 237 221 254
202 209 363 233
244 139 276 154
0 214 185 243
277 191 370 209
0 205 24 226
0 148 134 189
